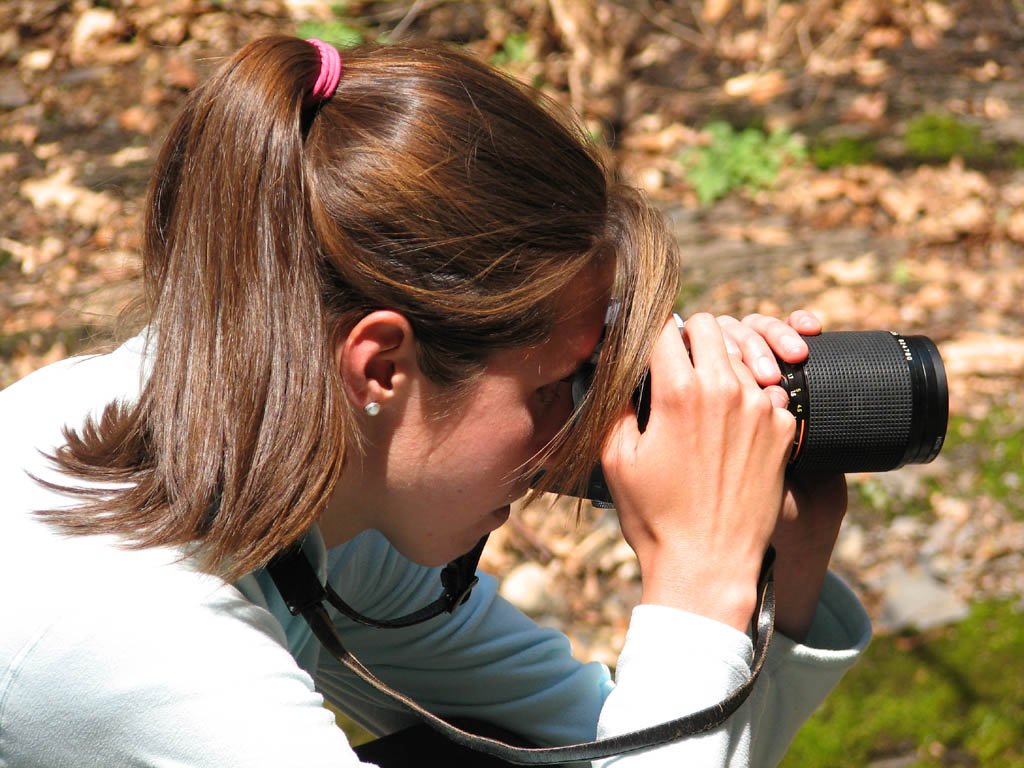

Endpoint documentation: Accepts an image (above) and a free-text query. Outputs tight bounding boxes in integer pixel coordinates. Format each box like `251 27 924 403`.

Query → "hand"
600 313 796 632
715 309 847 642
771 473 848 642
715 310 822 394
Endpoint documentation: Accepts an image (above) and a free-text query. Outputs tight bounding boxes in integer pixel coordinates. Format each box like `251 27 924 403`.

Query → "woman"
0 36 869 766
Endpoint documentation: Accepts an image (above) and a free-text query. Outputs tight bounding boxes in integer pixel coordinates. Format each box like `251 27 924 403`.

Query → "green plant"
848 474 938 523
678 121 806 205
942 409 1024 518
811 136 875 169
297 19 364 49
325 702 373 747
904 113 995 163
783 600 1024 768
490 31 532 68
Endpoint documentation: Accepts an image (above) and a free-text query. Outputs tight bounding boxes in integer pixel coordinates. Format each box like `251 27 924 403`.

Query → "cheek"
484 408 537 462
464 399 541 470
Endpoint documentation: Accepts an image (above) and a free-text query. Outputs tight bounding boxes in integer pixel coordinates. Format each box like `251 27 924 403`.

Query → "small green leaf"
677 121 805 205
490 31 533 68
297 20 364 50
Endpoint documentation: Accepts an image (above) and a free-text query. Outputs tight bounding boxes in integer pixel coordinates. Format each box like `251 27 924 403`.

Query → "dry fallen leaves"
18 167 121 229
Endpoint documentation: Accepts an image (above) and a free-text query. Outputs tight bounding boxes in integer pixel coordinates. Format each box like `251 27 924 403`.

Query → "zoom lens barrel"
573 328 949 506
779 331 948 474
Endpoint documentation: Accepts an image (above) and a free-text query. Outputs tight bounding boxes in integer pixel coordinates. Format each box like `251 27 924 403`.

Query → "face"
341 274 609 566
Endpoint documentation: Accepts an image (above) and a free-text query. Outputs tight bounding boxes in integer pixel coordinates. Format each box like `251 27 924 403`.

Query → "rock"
939 333 1024 378
69 9 122 66
835 521 866 566
0 29 17 60
20 49 55 72
878 564 970 633
499 562 553 615
1006 209 1024 245
0 73 30 110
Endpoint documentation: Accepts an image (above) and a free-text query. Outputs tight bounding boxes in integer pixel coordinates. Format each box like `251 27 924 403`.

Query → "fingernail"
755 356 777 380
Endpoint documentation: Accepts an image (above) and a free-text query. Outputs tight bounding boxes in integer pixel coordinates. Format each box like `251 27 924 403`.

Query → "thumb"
600 399 642 482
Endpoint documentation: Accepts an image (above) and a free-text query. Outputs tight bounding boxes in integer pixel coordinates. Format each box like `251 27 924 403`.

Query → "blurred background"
1 0 1022 764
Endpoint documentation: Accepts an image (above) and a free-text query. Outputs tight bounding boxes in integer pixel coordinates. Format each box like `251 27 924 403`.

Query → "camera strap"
266 539 776 765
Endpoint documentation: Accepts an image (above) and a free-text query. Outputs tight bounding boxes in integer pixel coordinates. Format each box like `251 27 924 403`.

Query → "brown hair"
40 36 680 581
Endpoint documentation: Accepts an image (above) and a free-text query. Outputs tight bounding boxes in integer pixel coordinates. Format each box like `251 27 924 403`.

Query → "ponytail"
44 37 349 580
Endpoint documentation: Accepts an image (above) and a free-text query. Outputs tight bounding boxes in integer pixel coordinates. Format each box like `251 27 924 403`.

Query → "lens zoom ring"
799 332 913 472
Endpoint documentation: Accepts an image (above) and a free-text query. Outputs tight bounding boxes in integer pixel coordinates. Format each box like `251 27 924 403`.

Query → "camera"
574 325 948 507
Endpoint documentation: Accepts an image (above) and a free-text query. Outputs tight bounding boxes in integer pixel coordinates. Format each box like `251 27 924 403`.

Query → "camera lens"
565 328 948 506
779 331 948 474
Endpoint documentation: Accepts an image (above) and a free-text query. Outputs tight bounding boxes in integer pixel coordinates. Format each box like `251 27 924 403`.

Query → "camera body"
575 328 948 507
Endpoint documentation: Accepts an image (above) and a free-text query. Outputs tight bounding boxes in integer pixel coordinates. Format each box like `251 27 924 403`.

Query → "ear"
336 311 420 412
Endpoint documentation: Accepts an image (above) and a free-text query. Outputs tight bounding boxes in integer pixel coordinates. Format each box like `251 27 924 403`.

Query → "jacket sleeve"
313 532 870 767
594 571 871 767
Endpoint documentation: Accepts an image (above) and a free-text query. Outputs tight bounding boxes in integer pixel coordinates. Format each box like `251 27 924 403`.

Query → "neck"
318 457 377 549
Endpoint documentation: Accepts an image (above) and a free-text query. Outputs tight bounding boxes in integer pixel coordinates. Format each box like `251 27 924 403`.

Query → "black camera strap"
266 539 776 765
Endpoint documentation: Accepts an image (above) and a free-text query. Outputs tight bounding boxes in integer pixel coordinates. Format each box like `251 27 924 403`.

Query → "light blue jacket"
0 333 871 767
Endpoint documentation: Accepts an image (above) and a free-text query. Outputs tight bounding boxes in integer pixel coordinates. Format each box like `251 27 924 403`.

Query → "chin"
383 514 503 567
413 551 455 568
386 537 467 568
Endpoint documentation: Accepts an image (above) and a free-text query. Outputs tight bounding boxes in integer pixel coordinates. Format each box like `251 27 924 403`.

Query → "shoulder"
0 330 151 473
0 330 150 417
0 537 356 767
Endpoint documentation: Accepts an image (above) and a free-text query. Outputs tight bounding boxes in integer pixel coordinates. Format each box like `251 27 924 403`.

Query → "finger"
788 309 822 336
717 314 782 385
713 315 744 357
763 383 791 410
727 350 783 408
604 316 687 459
741 313 809 364
683 312 733 372
728 359 794 447
649 313 694 378
601 398 642 467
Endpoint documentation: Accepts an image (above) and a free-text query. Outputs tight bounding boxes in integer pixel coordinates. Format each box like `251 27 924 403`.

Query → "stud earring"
364 402 381 417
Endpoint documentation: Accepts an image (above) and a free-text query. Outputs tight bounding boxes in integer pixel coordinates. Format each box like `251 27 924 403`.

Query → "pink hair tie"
306 38 342 102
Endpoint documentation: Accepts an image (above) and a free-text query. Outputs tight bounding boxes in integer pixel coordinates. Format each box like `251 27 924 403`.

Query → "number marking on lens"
897 337 913 361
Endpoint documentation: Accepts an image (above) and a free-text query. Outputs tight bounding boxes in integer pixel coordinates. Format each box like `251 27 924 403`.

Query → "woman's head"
48 36 680 578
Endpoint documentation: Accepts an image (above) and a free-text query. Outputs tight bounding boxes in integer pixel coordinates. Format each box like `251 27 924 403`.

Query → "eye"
536 375 574 407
